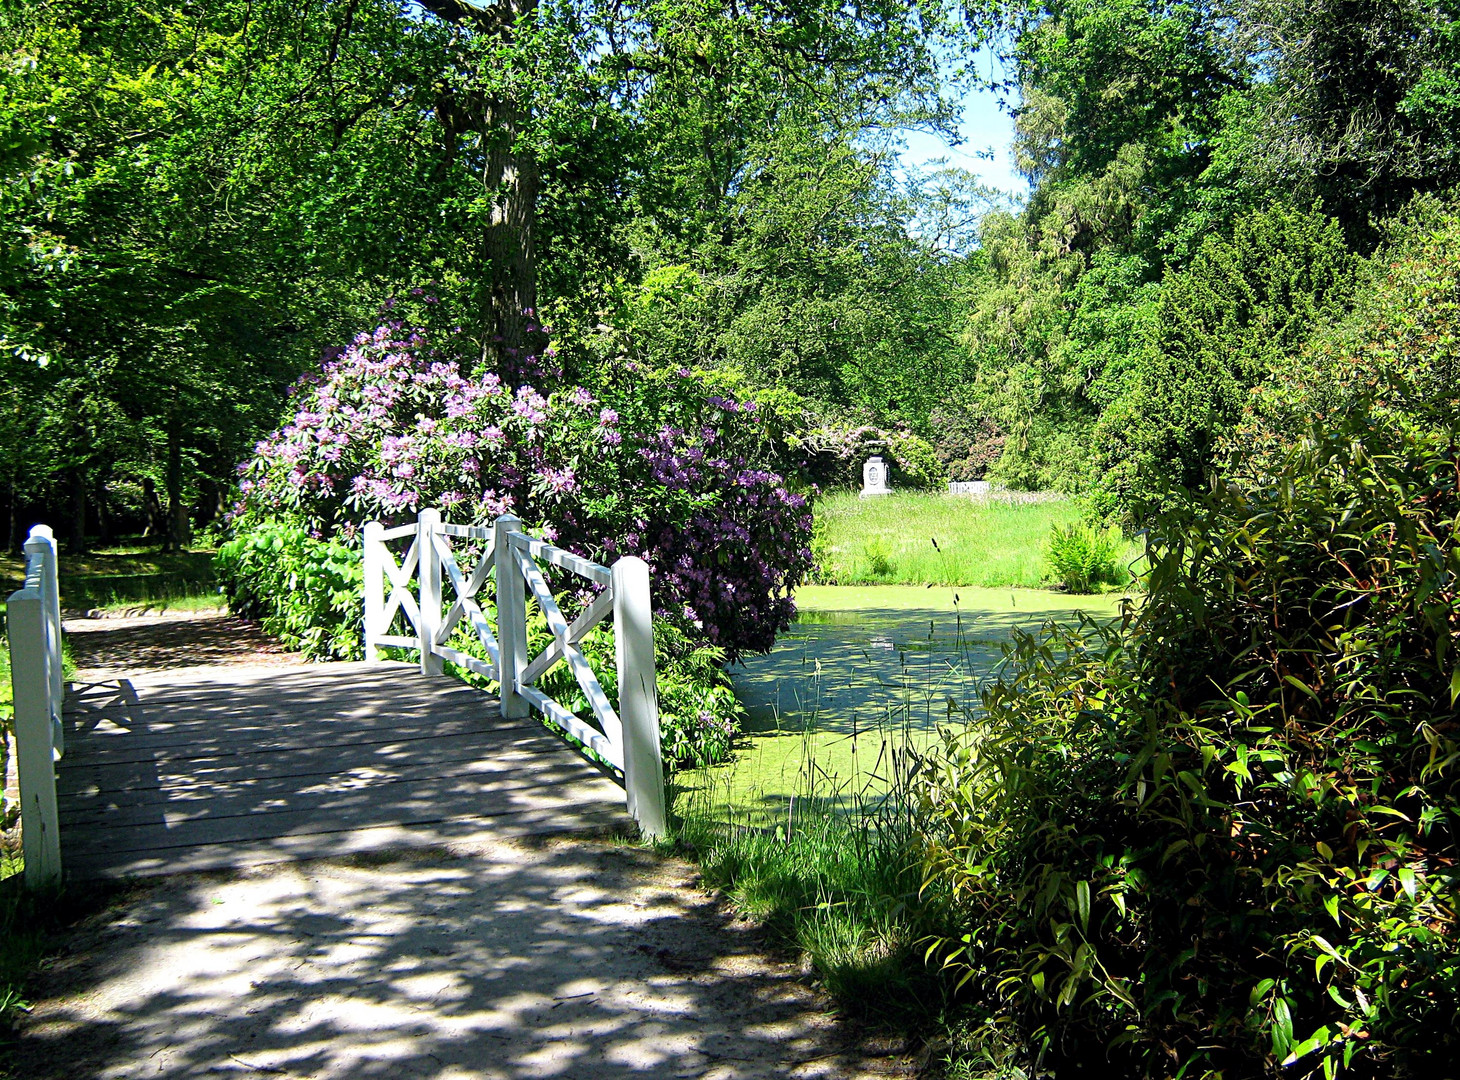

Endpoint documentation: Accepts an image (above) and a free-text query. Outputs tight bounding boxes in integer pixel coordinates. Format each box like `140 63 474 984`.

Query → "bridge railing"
362 509 667 838
5 524 64 887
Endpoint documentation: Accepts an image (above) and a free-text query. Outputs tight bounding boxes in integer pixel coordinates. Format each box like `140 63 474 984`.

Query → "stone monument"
860 455 891 498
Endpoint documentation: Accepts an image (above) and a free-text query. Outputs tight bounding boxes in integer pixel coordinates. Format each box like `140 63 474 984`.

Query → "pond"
672 585 1129 824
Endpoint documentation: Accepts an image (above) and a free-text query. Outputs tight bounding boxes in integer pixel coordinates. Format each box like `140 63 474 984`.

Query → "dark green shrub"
1092 203 1359 519
1044 522 1121 592
928 407 1006 482
920 360 1460 1077
214 521 364 661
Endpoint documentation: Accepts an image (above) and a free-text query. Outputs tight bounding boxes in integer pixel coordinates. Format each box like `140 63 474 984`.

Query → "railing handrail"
6 524 64 887
363 508 667 838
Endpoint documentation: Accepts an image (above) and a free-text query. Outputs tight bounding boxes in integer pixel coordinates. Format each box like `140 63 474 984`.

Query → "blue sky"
898 48 1026 197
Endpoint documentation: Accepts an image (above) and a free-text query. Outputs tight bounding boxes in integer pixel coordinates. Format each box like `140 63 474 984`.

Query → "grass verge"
0 878 134 1076
677 805 945 1023
674 794 1036 1077
813 490 1135 589
0 541 220 612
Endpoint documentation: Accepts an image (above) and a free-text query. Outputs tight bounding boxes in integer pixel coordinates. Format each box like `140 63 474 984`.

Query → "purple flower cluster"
231 321 815 658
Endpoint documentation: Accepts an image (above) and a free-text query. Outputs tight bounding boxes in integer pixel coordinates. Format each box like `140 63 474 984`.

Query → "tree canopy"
8 0 1460 541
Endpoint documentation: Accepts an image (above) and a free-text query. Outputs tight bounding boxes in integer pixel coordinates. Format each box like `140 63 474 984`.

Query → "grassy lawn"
0 540 221 612
814 489 1127 588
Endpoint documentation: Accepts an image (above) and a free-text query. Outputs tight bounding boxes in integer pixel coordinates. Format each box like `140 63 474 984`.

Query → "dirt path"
14 839 911 1079
9 615 912 1078
63 608 301 684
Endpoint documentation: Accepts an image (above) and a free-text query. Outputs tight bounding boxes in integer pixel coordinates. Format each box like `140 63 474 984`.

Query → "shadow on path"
63 610 299 683
56 664 626 879
15 841 910 1079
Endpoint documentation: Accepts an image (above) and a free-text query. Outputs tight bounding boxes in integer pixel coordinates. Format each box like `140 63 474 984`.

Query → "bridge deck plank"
56 661 627 880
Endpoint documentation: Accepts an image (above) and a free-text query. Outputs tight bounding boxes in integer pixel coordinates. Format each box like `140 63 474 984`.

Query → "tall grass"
670 574 1088 1073
813 491 1087 588
678 805 944 1023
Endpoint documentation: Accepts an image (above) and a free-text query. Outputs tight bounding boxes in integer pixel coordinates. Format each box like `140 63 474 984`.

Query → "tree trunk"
419 0 542 375
483 92 540 375
195 477 227 531
165 417 190 552
68 469 87 554
93 470 113 547
142 477 165 542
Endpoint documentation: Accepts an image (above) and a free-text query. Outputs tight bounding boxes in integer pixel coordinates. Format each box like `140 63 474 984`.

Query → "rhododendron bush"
228 319 815 660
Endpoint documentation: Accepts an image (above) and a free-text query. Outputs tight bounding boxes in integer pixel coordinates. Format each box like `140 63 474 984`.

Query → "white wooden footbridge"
6 513 667 886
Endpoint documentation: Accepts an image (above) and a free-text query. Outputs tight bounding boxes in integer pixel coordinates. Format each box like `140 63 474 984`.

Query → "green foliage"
2 0 970 544
918 356 1460 1075
214 522 363 662
1222 0 1460 242
1 0 462 544
957 0 1460 511
1246 195 1460 447
1007 0 1234 194
1091 203 1358 519
961 177 1165 492
651 623 744 769
884 430 943 489
1043 523 1120 593
575 128 986 435
927 407 1005 483
801 421 950 490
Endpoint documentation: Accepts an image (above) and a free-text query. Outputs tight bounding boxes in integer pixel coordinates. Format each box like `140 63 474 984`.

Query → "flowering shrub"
927 407 1006 482
232 320 815 659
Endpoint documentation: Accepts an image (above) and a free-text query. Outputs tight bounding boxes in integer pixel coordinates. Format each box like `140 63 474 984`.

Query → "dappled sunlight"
54 664 628 879
16 842 905 1079
64 610 298 682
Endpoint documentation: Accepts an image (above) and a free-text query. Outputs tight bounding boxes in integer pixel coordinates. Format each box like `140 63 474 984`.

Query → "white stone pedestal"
860 456 891 498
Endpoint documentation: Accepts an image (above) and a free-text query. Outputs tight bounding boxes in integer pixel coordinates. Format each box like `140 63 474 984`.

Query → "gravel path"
14 840 911 1079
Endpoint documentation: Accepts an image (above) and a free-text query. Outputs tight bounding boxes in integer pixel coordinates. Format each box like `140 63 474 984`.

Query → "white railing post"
418 508 443 676
362 522 385 662
28 526 62 753
8 587 62 887
494 514 529 718
611 556 667 838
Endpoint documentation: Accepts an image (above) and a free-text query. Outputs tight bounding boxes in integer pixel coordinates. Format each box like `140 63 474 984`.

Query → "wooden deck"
56 662 628 879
